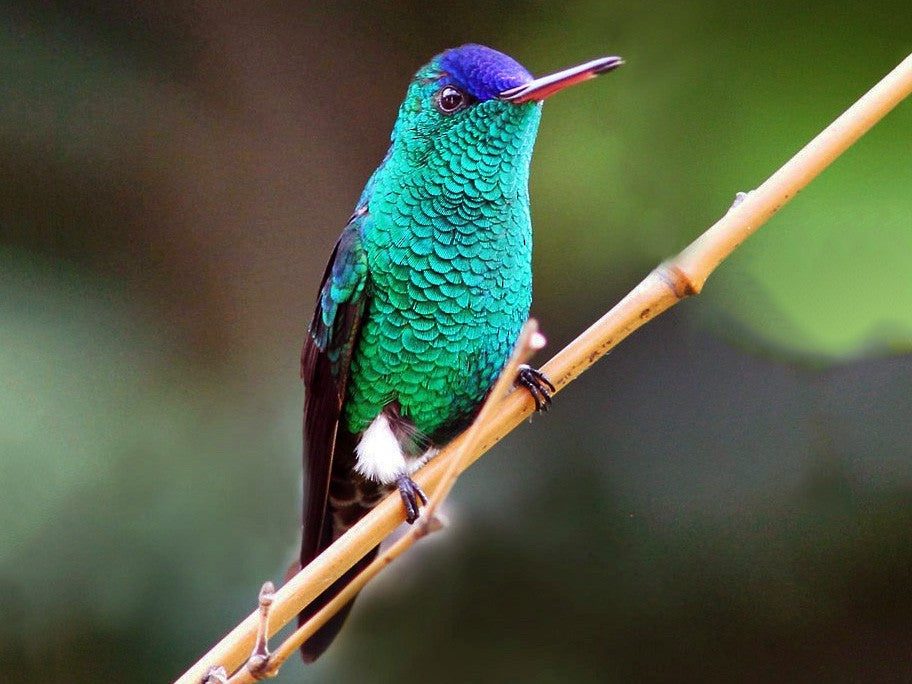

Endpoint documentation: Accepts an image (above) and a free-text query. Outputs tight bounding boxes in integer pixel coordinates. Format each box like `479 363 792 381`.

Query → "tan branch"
177 52 912 684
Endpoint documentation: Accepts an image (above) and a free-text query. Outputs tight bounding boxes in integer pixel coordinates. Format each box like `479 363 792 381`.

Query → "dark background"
2 2 911 682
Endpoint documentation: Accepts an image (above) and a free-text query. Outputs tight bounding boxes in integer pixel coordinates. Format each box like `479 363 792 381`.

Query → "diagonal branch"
176 52 912 684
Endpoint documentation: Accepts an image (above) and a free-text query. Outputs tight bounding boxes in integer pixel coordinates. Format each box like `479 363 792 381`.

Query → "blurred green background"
2 2 911 682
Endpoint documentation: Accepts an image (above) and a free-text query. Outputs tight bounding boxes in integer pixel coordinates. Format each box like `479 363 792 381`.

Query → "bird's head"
387 44 623 172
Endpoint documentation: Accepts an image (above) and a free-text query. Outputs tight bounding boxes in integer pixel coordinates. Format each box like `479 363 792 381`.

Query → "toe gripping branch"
396 475 428 524
516 364 555 412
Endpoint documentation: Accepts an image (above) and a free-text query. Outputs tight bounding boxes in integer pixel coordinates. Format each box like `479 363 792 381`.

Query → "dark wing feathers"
300 215 369 566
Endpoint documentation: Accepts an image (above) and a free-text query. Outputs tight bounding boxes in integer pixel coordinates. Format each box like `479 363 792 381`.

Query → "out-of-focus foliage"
1 1 910 682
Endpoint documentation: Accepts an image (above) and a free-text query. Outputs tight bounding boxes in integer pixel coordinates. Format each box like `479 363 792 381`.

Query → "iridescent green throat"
342 75 543 445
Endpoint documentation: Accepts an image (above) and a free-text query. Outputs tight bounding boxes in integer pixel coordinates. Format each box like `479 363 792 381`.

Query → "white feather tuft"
355 414 406 484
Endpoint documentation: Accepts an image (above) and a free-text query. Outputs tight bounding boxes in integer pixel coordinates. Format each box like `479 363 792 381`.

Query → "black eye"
435 85 468 114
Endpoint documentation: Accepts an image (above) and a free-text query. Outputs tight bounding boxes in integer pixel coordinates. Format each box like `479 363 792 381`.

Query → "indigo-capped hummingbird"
299 44 622 661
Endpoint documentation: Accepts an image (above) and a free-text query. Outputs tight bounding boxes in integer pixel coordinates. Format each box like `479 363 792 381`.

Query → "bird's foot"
396 474 428 524
516 364 555 412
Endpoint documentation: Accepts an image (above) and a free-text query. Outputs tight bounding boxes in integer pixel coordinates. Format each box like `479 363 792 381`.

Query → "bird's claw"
516 364 555 412
396 475 428 524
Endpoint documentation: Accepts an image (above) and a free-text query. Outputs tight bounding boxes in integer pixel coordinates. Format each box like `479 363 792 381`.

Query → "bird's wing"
300 211 369 566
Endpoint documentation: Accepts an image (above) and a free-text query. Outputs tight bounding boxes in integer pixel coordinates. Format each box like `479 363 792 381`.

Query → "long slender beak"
499 55 624 103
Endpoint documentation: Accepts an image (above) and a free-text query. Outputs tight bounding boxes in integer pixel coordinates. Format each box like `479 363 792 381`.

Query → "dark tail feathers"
298 545 379 662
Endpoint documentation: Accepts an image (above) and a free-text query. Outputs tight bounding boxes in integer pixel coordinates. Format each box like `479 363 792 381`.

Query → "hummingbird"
299 43 622 661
